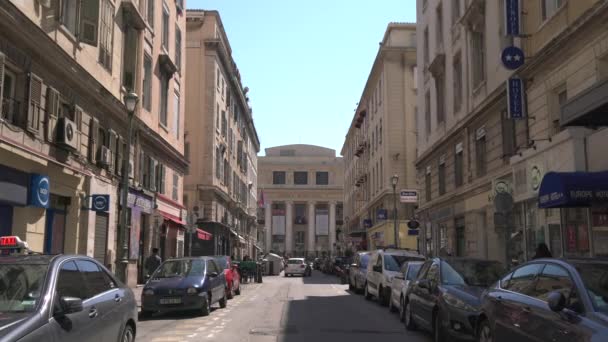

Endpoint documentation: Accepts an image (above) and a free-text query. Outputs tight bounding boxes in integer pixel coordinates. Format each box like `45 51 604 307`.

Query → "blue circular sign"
501 46 525 70
37 177 50 207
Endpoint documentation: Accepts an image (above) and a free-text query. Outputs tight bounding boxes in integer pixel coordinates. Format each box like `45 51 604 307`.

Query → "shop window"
592 208 608 257
564 208 590 257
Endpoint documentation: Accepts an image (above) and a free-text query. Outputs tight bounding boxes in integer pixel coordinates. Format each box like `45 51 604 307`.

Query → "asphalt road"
136 270 432 342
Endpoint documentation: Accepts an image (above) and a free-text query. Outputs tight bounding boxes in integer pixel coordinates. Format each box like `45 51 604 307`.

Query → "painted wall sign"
507 77 527 119
91 194 110 212
501 46 525 70
29 174 50 208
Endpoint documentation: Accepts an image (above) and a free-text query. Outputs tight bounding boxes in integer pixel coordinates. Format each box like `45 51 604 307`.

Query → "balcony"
119 0 146 30
354 109 367 129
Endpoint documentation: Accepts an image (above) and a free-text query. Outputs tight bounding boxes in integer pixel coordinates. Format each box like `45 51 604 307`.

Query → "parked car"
0 236 137 342
349 251 372 293
404 257 504 342
390 261 423 315
365 248 425 306
285 258 309 277
478 258 608 342
141 257 227 317
213 256 241 299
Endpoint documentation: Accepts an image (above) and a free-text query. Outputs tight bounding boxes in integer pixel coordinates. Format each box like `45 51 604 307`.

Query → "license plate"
160 297 182 305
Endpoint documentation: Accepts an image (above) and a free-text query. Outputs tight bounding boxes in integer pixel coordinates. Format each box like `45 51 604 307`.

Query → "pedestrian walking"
145 248 162 277
532 243 552 259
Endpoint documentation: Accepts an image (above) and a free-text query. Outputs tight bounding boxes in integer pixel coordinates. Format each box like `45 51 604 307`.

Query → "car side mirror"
548 291 566 312
208 272 219 278
373 265 382 273
418 279 430 289
57 296 83 316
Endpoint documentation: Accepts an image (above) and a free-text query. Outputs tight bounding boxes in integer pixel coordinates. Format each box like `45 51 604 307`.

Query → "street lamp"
118 92 139 283
391 174 399 248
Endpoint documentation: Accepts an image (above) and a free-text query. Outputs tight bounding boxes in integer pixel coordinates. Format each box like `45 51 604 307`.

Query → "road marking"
206 334 214 338
196 327 207 331
187 333 197 338
151 337 184 342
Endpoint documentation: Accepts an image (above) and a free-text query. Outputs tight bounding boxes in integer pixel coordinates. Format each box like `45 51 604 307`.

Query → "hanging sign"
91 195 110 212
505 0 521 36
507 77 527 119
400 190 418 203
501 46 525 70
29 174 50 208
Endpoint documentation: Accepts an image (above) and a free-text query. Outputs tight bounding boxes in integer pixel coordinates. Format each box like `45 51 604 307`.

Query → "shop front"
155 194 187 261
188 221 228 257
124 188 154 286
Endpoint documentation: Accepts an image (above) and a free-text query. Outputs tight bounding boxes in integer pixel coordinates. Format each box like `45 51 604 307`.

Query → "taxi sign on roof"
0 236 30 255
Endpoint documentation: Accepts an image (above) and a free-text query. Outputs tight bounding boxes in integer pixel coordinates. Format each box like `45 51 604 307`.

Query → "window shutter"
116 135 124 176
79 0 100 46
45 87 60 142
73 105 83 154
149 157 157 192
139 151 146 186
160 164 166 194
89 117 99 163
27 73 43 133
107 129 117 172
0 54 5 117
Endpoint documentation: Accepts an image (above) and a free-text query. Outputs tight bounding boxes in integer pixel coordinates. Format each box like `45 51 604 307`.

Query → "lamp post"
391 174 399 248
118 92 139 283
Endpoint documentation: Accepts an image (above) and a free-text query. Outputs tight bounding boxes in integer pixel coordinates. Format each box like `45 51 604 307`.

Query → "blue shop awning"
538 171 608 208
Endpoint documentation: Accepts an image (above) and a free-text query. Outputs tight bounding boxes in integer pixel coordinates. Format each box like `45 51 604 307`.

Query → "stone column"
285 201 294 255
308 201 316 256
265 201 272 253
329 201 337 257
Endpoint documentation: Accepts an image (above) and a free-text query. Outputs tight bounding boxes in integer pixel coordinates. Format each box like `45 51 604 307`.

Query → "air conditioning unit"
98 146 111 167
56 117 79 150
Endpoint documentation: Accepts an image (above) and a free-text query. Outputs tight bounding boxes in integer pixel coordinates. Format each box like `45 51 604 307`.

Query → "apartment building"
342 23 418 252
416 0 608 264
184 10 262 260
0 0 188 286
258 145 343 257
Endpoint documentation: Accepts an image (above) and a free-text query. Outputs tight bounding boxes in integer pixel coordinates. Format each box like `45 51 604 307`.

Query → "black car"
404 257 504 342
0 236 137 342
478 258 608 342
141 257 228 317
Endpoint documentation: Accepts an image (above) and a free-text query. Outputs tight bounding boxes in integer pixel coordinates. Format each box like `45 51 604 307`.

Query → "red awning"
159 211 187 226
197 228 213 241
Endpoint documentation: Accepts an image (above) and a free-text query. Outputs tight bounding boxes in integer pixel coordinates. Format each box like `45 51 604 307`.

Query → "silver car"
389 261 423 317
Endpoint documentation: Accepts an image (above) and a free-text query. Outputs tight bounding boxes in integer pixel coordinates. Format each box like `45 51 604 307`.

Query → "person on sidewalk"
145 248 162 277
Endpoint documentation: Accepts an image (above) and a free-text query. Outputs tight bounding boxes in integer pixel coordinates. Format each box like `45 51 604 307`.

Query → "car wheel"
235 283 241 295
399 296 405 322
219 292 227 309
120 323 135 342
404 299 416 330
433 310 445 342
478 319 493 342
364 283 372 300
200 294 211 316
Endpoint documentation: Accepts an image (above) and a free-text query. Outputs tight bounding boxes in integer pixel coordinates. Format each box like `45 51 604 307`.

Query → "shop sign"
91 195 110 212
127 192 153 214
29 174 50 208
400 190 418 203
501 46 525 70
507 77 527 119
377 209 388 220
363 219 373 228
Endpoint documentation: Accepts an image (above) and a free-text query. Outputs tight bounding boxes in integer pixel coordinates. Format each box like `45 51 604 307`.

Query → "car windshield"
406 263 422 281
574 262 608 314
214 257 228 270
0 264 48 313
360 254 371 268
153 260 205 278
384 255 423 272
441 260 504 287
288 259 303 264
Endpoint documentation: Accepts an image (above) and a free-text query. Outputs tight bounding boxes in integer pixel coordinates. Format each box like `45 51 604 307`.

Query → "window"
61 0 99 46
184 142 190 162
160 73 168 126
379 119 383 145
156 163 165 194
147 0 155 28
172 173 179 201
532 264 573 301
316 172 329 185
61 0 79 36
294 171 308 185
426 263 440 286
162 5 169 51
436 4 443 47
436 75 445 123
550 88 567 136
76 260 114 298
475 132 487 177
294 204 307 224
56 261 86 300
173 91 180 138
273 171 286 185
122 27 138 90
452 0 461 25
471 31 486 88
542 0 564 21
221 110 227 137
455 147 464 187
223 159 229 185
438 159 446 195
216 147 221 179
600 54 608 80
379 158 383 188
99 0 114 71
423 28 429 65
143 55 152 111
453 53 462 112
425 91 431 135
425 168 432 201
503 264 543 295
1 65 19 125
175 26 182 71
502 109 517 157
216 104 220 131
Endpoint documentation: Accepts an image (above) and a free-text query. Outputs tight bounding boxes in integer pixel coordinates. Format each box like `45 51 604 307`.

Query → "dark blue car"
141 257 227 317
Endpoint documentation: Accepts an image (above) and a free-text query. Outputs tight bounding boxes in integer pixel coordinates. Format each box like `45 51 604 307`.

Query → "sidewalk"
131 285 143 308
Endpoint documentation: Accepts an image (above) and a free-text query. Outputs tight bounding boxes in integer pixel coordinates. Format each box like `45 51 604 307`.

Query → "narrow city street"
136 271 431 342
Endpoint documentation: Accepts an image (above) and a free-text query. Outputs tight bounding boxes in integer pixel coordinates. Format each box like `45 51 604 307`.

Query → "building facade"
184 10 261 261
0 0 188 286
416 0 608 265
258 145 343 257
341 23 418 252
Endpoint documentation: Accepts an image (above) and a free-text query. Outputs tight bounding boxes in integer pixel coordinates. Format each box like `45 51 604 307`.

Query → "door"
45 209 66 254
369 255 383 296
75 259 124 342
418 261 439 328
0 205 13 236
50 261 102 342
206 260 223 304
409 261 432 329
93 213 109 265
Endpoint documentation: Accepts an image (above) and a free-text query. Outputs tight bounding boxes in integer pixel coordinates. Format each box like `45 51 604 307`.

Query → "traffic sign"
501 46 525 70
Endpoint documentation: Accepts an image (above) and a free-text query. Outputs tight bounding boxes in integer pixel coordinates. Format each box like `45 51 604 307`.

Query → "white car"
284 258 309 277
365 249 425 306
388 261 423 316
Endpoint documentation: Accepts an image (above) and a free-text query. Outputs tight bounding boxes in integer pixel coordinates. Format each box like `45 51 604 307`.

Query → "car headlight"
143 289 154 296
443 293 477 312
187 287 198 295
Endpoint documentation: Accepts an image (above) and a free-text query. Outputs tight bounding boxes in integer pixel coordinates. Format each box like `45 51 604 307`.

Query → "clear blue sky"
187 0 417 155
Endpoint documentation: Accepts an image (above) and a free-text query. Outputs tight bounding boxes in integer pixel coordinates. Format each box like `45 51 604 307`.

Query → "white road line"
206 334 214 338
196 327 207 331
186 333 197 338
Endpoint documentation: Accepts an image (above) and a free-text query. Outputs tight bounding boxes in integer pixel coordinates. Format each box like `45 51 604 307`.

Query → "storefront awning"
197 228 213 241
538 171 608 208
159 211 187 226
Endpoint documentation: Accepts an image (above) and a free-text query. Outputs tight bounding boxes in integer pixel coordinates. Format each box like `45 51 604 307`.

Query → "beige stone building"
258 145 343 257
341 23 418 252
416 0 608 264
184 10 262 260
0 0 188 286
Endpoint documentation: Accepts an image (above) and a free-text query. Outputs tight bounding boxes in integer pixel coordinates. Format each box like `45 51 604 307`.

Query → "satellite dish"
494 192 514 213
